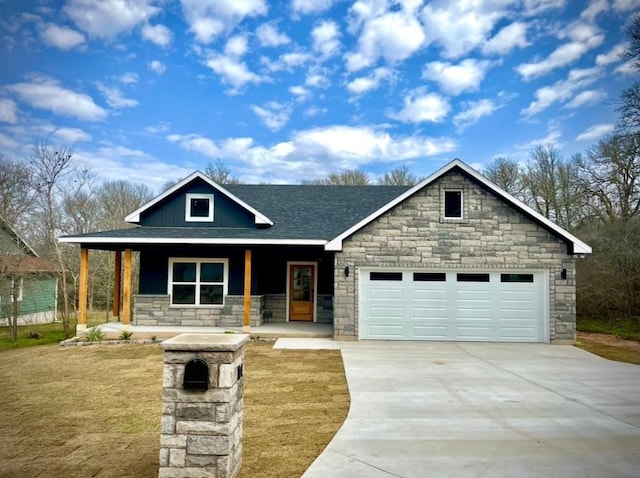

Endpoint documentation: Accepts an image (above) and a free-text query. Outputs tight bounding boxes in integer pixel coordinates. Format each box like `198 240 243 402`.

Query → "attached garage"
359 270 548 342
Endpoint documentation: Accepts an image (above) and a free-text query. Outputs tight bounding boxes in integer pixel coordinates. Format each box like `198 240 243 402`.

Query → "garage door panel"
360 270 547 343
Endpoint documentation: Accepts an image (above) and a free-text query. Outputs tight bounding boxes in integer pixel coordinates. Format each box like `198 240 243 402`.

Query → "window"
413 272 446 282
501 273 534 283
444 190 462 218
370 272 403 281
457 273 490 282
169 259 227 306
185 193 214 222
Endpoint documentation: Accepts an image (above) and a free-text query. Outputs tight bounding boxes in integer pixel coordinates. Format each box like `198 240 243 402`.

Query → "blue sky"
0 0 638 191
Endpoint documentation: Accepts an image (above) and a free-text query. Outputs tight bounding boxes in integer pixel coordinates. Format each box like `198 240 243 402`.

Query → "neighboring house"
0 219 59 326
60 159 591 343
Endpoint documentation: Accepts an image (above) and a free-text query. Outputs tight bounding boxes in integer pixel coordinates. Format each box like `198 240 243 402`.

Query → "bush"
85 327 105 342
119 330 134 341
26 331 42 340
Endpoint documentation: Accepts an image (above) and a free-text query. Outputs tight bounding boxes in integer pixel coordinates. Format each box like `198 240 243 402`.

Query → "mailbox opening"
184 358 209 391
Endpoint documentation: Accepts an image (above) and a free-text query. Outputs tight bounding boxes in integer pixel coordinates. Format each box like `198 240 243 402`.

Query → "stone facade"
333 171 577 343
159 334 250 478
133 295 265 328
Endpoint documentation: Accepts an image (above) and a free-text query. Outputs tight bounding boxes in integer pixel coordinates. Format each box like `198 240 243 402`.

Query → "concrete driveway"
302 342 640 478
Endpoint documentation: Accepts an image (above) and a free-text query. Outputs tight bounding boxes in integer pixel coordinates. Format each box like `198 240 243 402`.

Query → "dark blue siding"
140 178 255 228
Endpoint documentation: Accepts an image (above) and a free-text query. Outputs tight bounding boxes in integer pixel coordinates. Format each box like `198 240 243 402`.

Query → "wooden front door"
289 264 315 321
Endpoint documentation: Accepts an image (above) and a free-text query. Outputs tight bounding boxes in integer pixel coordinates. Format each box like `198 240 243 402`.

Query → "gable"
326 159 591 255
0 220 38 256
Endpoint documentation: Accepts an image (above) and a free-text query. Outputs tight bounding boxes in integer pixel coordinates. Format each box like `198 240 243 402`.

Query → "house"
0 219 59 326
59 159 591 343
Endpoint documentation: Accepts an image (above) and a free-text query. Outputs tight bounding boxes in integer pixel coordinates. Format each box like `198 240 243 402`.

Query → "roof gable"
124 171 273 226
325 159 592 255
0 218 39 257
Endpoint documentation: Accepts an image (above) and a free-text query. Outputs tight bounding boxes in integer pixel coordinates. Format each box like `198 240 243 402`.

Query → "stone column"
159 333 250 478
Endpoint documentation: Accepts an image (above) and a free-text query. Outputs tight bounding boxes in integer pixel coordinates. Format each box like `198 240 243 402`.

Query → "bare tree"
379 165 418 186
204 160 241 185
483 157 524 198
303 169 371 185
0 154 34 234
97 180 154 229
617 13 640 134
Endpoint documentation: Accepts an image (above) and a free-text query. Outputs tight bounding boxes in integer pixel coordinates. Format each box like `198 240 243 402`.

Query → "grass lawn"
0 341 349 478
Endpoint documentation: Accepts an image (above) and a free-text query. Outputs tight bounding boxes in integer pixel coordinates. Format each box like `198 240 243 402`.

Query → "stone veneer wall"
263 293 333 323
333 171 577 343
133 295 264 327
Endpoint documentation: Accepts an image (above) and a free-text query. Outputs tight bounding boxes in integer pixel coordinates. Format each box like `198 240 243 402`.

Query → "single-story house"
60 159 591 343
1 218 59 326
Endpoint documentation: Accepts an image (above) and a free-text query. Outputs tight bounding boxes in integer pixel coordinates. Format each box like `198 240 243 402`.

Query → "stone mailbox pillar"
159 333 250 478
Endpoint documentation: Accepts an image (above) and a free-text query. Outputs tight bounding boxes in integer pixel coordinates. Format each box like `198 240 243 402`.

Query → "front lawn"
0 342 349 478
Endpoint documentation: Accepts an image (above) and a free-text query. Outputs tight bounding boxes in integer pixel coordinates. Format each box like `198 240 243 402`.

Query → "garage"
359 270 548 342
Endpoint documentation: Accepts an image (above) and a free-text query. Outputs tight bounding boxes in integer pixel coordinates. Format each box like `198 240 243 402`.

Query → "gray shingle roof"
60 184 410 244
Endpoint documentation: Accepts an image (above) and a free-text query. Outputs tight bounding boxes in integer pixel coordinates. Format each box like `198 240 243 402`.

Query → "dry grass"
0 341 349 478
576 331 640 365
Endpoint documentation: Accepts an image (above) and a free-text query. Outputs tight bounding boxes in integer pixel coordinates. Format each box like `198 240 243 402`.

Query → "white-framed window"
444 190 463 219
185 193 214 222
168 258 228 306
1 277 23 303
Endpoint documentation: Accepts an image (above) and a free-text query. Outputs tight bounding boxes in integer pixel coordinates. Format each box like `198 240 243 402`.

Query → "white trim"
443 189 463 219
167 258 229 307
125 171 273 226
326 159 592 254
185 193 214 222
59 236 327 246
285 261 318 323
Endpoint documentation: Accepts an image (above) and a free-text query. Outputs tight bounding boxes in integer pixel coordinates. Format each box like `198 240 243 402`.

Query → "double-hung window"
169 259 227 306
1 277 23 303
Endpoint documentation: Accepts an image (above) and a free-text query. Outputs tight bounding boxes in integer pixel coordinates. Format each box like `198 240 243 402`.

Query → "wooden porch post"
78 247 89 330
243 249 252 333
122 249 132 326
113 250 121 320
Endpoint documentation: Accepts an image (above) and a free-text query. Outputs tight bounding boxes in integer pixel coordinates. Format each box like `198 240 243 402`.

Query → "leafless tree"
204 160 241 185
483 157 524 199
0 154 34 235
379 164 418 186
303 169 371 185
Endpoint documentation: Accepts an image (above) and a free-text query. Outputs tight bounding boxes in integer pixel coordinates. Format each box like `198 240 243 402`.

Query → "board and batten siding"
333 171 576 343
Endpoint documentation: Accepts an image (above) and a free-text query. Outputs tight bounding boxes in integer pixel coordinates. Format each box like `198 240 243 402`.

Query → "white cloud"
96 82 139 108
180 0 267 44
613 0 640 11
564 89 606 108
7 75 108 121
205 53 264 93
346 67 392 95
120 72 139 84
422 1 506 59
141 23 172 47
581 0 608 21
615 59 635 75
596 43 626 66
518 125 563 150
312 20 340 58
576 123 614 141
453 99 501 131
225 35 249 57
482 21 529 55
422 59 491 96
251 101 292 131
523 0 567 16
521 67 601 117
64 0 161 40
289 85 311 102
256 23 290 47
304 106 327 117
167 133 219 156
149 60 166 74
0 98 18 123
40 23 85 50
390 90 450 124
346 5 426 71
305 72 330 88
292 0 336 15
145 122 171 134
54 127 92 143
517 22 604 80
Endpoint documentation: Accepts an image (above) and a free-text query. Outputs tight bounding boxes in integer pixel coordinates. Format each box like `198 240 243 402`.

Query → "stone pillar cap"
160 333 251 352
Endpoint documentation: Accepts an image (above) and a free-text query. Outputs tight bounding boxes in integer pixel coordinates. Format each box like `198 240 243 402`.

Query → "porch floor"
88 321 334 340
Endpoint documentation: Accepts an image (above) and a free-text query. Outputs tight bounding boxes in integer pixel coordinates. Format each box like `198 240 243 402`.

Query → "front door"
289 264 315 321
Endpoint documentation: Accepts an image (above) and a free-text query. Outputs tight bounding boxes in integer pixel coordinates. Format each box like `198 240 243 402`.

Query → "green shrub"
119 330 134 341
85 327 105 342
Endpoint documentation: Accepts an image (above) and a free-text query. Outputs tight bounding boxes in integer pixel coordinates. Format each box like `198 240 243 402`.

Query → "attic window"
186 193 214 222
444 190 462 219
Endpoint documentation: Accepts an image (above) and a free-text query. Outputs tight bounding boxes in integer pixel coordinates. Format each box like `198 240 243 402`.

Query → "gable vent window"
444 190 462 219
185 193 214 222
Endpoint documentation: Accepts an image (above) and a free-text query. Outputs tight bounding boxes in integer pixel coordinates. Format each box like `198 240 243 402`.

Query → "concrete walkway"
303 341 640 478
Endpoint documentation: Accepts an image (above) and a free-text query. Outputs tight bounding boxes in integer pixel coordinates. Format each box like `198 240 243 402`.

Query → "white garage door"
359 270 547 342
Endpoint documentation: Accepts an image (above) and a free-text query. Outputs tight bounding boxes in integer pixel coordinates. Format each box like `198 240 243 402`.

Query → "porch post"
77 247 89 331
113 250 121 320
243 249 252 333
122 248 132 326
